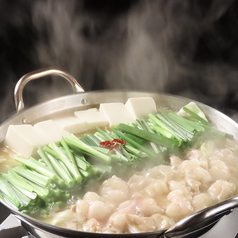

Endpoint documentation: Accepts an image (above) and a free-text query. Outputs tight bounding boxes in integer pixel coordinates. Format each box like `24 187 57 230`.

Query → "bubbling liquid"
36 137 238 234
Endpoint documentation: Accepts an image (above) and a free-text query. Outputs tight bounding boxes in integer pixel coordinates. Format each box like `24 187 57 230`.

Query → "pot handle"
162 196 238 237
14 68 85 112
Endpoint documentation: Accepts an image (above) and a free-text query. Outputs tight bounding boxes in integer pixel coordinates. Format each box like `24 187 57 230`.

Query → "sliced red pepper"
112 139 126 144
99 140 111 147
99 139 126 152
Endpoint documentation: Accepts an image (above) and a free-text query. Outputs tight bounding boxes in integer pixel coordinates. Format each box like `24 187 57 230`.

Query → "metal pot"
1 68 238 238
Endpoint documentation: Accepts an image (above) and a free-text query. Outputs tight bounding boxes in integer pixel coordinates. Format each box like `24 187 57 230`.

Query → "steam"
1 0 238 123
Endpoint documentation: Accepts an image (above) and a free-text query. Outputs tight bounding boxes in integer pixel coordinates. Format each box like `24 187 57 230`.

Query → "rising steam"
1 0 238 123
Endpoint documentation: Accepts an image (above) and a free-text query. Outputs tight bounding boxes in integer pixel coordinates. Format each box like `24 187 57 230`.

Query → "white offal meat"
49 139 238 234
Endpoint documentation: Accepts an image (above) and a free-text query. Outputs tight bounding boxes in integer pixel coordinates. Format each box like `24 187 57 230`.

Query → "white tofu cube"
177 102 208 121
54 116 88 134
99 103 135 126
74 108 109 129
4 124 49 158
34 120 70 143
125 97 157 120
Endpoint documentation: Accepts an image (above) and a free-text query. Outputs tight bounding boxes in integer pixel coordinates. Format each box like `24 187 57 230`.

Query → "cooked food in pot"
0 97 237 234
46 138 238 233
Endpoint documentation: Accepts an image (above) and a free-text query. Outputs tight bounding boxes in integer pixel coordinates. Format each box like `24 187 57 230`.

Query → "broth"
0 147 20 173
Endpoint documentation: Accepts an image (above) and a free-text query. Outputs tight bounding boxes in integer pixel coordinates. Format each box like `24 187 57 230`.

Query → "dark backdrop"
1 0 238 123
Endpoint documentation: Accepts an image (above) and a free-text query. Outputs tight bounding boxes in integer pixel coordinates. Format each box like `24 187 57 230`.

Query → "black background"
1 0 238 123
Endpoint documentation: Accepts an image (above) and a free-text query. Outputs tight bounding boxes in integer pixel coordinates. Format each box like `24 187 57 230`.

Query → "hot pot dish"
1 69 238 238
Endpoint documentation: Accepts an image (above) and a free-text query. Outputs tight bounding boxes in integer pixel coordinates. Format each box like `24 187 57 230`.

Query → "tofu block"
4 124 49 158
99 103 135 126
54 116 88 134
74 108 109 129
34 120 70 143
125 97 157 120
177 102 208 121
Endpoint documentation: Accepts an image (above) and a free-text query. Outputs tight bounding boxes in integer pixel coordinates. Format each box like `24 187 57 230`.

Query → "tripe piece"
125 97 157 120
99 103 135 126
4 124 49 158
54 116 88 134
34 120 70 143
74 108 109 129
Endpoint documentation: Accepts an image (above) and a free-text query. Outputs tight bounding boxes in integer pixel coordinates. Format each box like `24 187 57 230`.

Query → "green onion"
60 138 83 183
14 167 50 187
14 157 57 180
44 152 74 188
116 123 178 148
182 107 210 125
65 135 111 163
112 128 157 159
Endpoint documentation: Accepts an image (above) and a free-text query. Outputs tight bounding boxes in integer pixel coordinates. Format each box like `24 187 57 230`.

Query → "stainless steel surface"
1 209 238 238
200 208 238 238
1 68 238 237
164 197 238 237
14 68 85 112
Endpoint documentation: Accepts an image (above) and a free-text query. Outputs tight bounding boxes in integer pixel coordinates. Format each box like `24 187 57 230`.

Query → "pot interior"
1 90 238 237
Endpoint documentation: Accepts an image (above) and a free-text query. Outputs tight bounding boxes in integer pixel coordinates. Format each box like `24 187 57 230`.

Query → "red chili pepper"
99 139 126 152
99 141 111 147
112 139 126 144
